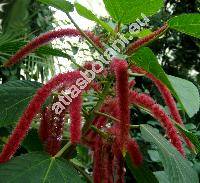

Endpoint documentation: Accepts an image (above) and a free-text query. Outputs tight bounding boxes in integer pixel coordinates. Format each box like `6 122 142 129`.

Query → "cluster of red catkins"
0 28 193 183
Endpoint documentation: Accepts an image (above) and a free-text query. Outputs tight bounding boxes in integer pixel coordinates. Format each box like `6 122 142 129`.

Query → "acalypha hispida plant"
0 0 199 183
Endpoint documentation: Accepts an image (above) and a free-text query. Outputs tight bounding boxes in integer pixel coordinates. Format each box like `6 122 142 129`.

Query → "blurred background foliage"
0 0 55 83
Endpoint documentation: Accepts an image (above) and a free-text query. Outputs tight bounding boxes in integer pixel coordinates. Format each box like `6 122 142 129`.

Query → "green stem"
69 56 85 70
91 125 110 140
128 71 145 77
83 102 98 107
54 142 72 158
95 111 140 129
130 125 140 129
82 81 112 134
94 111 120 122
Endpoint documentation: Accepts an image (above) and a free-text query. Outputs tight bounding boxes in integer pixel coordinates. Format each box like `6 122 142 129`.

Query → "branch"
94 111 120 122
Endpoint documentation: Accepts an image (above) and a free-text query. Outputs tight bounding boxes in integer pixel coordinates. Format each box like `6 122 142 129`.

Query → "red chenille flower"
126 138 143 166
0 71 81 163
4 29 103 67
130 65 193 150
69 94 82 144
129 91 185 156
126 23 168 54
93 137 103 183
111 58 130 150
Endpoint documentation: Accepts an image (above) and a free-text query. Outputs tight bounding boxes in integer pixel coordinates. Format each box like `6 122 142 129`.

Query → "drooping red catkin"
84 31 104 49
113 143 125 183
147 73 194 149
93 137 103 183
126 23 168 55
0 71 81 163
131 65 147 75
39 107 50 143
69 94 82 144
129 80 136 89
131 65 194 150
151 104 184 155
45 104 67 156
83 61 102 71
107 151 114 183
129 91 185 156
126 138 143 166
108 125 125 183
3 29 103 67
111 58 130 150
148 73 183 124
102 144 114 183
102 97 120 119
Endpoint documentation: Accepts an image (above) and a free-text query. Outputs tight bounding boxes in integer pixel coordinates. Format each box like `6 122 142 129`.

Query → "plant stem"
54 142 72 158
82 81 112 134
94 111 120 122
128 71 145 77
69 56 85 70
90 125 110 140
95 111 140 129
130 125 140 129
115 22 121 33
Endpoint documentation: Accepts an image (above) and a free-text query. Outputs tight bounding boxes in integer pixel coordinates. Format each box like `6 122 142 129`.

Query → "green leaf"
74 3 114 34
175 123 200 153
38 47 80 68
125 29 152 39
137 29 153 38
185 123 197 130
168 14 200 39
76 145 91 166
131 47 200 117
148 150 160 162
1 0 31 34
131 47 173 90
0 152 85 183
0 40 26 53
154 171 170 183
168 75 200 117
22 129 43 152
38 0 74 14
37 46 71 59
141 124 199 183
103 0 163 24
126 154 159 183
0 80 42 127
